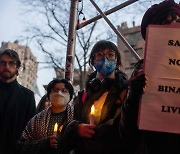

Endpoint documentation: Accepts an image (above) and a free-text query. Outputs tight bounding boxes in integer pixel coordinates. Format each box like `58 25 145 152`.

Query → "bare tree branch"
18 0 162 89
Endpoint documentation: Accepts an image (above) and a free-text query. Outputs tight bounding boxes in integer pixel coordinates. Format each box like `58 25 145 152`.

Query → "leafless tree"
19 0 163 90
19 0 117 90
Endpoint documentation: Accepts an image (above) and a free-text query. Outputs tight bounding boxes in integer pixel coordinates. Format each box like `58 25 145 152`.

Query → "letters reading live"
138 24 180 134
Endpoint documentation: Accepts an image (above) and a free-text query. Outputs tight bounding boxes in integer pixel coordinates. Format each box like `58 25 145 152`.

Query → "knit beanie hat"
141 0 180 40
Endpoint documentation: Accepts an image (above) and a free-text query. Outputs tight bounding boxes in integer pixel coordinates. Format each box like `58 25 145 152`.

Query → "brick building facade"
117 22 145 78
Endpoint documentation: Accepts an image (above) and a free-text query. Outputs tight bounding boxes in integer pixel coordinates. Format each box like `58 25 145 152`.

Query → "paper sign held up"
138 24 180 134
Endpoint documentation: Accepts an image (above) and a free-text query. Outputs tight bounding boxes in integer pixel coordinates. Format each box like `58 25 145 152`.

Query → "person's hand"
130 59 144 79
78 123 96 138
49 135 57 149
130 74 148 95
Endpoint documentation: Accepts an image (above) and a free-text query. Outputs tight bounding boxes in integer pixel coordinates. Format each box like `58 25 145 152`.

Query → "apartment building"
117 22 145 78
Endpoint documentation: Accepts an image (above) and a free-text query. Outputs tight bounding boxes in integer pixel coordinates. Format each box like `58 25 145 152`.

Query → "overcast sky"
0 0 21 43
1 0 179 97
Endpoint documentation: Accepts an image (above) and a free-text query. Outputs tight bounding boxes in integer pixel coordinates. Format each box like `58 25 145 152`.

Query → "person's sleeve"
25 91 36 127
17 137 50 154
58 120 81 153
119 74 146 142
16 116 51 153
73 90 84 120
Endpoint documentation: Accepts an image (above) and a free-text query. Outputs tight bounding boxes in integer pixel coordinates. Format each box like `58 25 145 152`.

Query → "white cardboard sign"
138 24 180 134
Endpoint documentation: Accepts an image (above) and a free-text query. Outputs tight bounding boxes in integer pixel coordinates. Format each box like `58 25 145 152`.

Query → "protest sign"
138 24 180 134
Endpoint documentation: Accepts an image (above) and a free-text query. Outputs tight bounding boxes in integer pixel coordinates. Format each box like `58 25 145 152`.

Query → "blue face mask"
94 57 117 76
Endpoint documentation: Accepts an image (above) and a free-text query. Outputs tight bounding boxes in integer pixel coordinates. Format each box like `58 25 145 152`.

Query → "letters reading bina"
158 85 180 94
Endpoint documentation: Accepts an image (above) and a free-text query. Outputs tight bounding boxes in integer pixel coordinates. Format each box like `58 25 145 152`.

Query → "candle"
53 123 58 136
59 125 63 132
90 105 95 124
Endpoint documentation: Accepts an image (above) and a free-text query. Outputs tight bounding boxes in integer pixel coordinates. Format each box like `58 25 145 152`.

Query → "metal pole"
65 0 79 82
90 0 141 61
77 0 138 30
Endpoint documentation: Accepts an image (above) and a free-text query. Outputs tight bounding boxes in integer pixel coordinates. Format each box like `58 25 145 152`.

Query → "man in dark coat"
0 49 36 154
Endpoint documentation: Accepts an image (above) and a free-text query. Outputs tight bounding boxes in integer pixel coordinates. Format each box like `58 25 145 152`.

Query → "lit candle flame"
91 105 95 115
54 123 58 132
90 105 95 125
59 125 63 132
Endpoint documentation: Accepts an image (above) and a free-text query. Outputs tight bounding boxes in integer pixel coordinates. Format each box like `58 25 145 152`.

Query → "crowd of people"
0 0 179 154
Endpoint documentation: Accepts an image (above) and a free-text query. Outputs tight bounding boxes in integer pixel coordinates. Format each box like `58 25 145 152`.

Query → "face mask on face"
50 91 70 108
94 57 117 76
63 92 70 105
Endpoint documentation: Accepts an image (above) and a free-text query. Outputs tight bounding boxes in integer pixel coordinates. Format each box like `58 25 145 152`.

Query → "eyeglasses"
94 51 116 61
0 60 17 67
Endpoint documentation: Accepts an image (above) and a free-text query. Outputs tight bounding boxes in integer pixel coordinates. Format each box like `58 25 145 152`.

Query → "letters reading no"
169 59 180 65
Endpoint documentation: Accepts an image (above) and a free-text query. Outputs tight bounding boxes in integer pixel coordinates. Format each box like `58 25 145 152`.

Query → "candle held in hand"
90 105 95 124
53 123 58 136
59 125 63 132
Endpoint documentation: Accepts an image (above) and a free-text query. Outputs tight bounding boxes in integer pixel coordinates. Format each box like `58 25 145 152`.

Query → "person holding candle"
119 0 180 154
60 40 129 153
16 78 74 154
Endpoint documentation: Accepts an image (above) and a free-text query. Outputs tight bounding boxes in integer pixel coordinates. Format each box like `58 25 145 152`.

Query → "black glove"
128 73 146 106
129 74 146 95
124 74 146 110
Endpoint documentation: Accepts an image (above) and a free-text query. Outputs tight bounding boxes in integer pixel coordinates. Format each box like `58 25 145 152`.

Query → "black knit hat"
141 0 180 40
